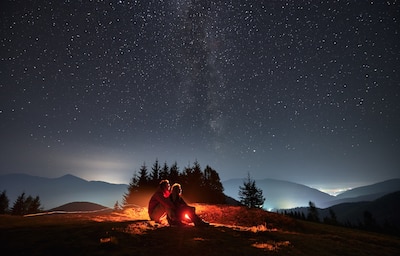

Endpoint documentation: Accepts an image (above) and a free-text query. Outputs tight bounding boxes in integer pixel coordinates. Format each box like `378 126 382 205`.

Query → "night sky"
1 0 399 194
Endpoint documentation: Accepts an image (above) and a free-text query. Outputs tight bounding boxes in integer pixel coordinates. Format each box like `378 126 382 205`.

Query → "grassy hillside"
50 201 112 212
0 204 399 255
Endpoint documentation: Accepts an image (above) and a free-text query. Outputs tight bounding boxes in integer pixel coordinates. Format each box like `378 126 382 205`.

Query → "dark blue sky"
1 0 399 193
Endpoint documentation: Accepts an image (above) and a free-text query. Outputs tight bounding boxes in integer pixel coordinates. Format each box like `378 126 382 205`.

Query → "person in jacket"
148 179 176 223
168 183 209 227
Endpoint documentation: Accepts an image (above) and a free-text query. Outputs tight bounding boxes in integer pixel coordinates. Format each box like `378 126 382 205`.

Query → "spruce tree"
0 190 9 214
203 165 225 203
150 159 161 187
181 161 204 202
122 172 139 207
11 192 26 215
307 201 319 222
27 196 42 214
114 201 121 211
11 193 42 215
169 161 180 183
238 173 265 208
159 161 169 180
138 162 149 188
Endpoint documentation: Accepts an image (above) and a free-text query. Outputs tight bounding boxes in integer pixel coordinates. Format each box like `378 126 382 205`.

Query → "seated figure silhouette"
168 183 209 227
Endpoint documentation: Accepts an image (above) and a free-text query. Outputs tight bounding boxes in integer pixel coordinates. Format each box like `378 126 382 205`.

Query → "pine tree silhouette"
238 173 265 208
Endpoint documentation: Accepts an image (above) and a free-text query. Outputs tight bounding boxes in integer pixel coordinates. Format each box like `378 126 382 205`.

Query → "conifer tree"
181 160 204 202
11 192 42 215
169 161 180 183
159 161 169 180
123 171 139 206
203 165 225 203
138 162 149 188
324 208 338 225
238 173 265 208
114 201 121 211
363 210 377 230
307 201 319 222
11 192 26 215
0 190 9 214
150 159 161 187
27 196 42 214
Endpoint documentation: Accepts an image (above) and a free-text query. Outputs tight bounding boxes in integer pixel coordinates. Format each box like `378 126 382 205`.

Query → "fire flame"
184 213 191 220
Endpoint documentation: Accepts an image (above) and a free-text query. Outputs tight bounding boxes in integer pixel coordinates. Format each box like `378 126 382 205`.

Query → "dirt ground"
1 204 399 256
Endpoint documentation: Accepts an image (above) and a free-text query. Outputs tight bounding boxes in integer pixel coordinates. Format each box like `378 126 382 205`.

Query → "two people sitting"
148 179 209 227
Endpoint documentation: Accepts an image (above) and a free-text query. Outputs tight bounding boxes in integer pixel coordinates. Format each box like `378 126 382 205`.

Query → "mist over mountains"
223 178 400 210
0 173 127 209
0 173 399 212
223 178 334 210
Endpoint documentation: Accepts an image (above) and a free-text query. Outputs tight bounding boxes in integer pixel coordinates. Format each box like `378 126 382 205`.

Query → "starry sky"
1 0 399 193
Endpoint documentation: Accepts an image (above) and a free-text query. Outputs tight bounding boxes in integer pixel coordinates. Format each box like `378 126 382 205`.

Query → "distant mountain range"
284 191 400 228
336 179 400 199
222 178 400 210
1 173 399 212
329 190 400 226
223 178 334 210
223 178 400 228
0 173 127 209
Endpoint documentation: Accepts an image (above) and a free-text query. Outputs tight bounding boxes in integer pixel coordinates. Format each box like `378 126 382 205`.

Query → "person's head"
171 183 182 196
159 180 170 192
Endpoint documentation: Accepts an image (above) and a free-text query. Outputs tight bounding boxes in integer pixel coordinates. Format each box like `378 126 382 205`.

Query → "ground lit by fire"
53 204 292 252
2 204 400 255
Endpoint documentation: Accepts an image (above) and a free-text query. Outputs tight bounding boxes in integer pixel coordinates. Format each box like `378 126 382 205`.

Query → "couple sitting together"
148 179 209 227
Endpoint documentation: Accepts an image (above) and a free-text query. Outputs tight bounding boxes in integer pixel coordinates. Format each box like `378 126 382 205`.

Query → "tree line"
122 159 265 209
122 159 226 207
282 201 399 236
0 191 43 215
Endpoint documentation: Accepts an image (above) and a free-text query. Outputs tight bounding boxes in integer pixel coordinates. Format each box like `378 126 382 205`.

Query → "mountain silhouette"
288 190 400 229
0 173 127 210
222 178 334 210
1 173 399 212
319 179 400 208
222 178 400 210
327 191 400 227
335 178 400 199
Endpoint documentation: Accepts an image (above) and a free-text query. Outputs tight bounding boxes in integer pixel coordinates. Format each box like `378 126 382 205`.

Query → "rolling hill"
50 201 112 212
